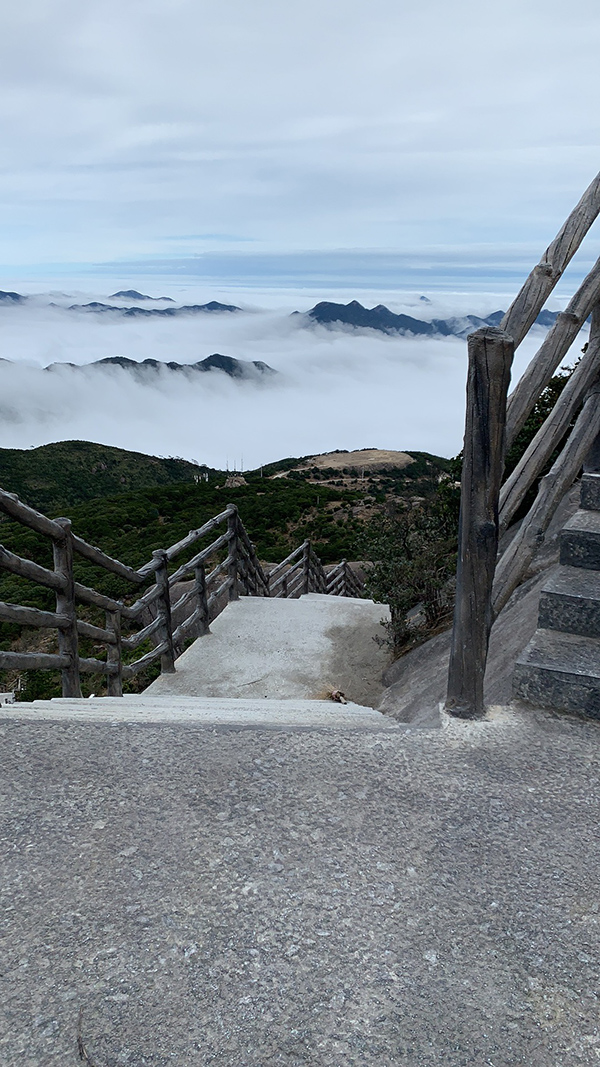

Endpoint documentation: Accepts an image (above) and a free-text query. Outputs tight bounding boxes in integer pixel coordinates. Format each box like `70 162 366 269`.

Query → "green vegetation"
0 439 206 513
360 362 580 653
359 470 461 652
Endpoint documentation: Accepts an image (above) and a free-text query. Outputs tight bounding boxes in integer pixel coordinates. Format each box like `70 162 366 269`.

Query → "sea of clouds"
0 284 578 469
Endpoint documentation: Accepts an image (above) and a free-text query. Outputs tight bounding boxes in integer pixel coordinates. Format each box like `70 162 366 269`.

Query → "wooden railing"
447 168 600 718
0 494 363 698
268 540 362 600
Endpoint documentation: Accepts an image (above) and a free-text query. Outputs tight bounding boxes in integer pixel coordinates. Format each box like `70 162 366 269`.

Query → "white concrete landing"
0 694 398 730
147 593 391 707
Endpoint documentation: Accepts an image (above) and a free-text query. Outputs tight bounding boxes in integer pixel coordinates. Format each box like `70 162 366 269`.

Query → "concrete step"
560 509 600 570
580 472 600 511
538 566 600 638
513 628 600 718
0 694 400 730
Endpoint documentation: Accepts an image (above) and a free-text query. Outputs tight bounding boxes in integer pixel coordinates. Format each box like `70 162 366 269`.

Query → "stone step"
538 566 600 638
560 509 600 570
0 695 400 730
513 628 600 718
580 472 600 511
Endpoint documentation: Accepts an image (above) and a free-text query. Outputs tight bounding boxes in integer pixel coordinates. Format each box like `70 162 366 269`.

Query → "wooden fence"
447 169 600 718
0 494 363 698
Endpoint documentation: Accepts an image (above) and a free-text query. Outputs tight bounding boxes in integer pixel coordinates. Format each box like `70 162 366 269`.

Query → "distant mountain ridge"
109 290 174 301
294 300 561 337
0 353 276 380
71 353 276 379
0 290 567 337
67 299 241 317
0 290 25 303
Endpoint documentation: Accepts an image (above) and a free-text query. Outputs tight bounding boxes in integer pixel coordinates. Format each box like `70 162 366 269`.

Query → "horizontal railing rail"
0 492 364 697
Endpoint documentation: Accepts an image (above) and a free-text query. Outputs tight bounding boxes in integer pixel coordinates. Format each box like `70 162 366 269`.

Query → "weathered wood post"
303 540 311 594
446 327 514 719
194 562 210 636
227 504 239 601
53 517 81 698
152 549 176 673
105 609 123 696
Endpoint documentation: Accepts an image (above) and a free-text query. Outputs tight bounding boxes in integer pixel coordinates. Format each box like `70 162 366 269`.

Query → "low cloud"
0 292 562 468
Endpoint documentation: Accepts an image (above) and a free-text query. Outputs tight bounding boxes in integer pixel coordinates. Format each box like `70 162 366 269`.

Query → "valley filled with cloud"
0 286 571 468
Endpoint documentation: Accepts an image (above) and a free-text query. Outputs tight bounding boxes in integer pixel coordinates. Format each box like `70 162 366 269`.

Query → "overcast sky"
2 0 600 289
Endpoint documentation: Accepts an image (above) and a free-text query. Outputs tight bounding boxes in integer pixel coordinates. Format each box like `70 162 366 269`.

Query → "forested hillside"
0 440 205 513
0 441 451 576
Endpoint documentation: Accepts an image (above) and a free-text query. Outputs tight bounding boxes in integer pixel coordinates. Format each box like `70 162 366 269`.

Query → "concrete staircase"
2 593 397 731
513 472 600 718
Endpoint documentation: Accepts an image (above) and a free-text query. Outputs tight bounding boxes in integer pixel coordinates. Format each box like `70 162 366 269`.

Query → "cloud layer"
0 291 559 467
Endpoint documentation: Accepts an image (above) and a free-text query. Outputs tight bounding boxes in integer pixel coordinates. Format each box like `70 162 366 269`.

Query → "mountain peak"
110 290 174 302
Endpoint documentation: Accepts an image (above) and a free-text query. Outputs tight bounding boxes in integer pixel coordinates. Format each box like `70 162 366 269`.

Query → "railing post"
303 541 311 594
105 609 123 696
152 549 176 674
227 505 239 601
53 517 81 698
194 562 210 636
446 327 514 720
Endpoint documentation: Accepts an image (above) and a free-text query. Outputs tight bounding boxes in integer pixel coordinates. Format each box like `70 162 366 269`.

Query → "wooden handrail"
505 256 600 446
501 170 600 348
268 542 307 583
168 531 232 584
71 534 145 584
0 488 66 540
0 543 67 591
53 518 81 697
500 303 600 532
136 506 235 576
0 600 69 629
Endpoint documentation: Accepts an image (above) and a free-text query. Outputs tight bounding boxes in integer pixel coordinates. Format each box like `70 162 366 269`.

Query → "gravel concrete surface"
1 705 600 1066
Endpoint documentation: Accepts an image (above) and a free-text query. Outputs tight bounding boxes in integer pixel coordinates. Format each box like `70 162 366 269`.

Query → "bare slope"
301 448 415 472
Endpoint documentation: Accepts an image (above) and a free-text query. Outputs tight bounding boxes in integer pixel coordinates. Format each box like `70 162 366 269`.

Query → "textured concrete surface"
147 593 392 709
381 570 548 721
2 704 600 1066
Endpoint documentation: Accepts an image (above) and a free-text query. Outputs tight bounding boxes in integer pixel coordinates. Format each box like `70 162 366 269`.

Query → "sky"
0 1 598 467
1 0 600 290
